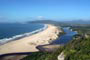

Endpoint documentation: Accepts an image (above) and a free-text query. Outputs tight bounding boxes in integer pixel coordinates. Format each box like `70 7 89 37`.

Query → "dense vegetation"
22 26 90 60
64 26 90 60
22 46 64 60
71 26 90 35
64 37 90 60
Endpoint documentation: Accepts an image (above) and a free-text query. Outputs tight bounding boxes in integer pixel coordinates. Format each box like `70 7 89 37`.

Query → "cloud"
36 16 45 20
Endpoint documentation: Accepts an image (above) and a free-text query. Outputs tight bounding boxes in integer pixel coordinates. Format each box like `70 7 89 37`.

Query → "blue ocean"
0 23 46 44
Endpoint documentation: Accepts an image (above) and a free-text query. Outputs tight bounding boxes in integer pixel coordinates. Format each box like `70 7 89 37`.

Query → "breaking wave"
0 24 48 45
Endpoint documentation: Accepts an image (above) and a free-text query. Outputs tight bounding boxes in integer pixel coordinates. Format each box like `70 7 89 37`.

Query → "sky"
0 0 90 22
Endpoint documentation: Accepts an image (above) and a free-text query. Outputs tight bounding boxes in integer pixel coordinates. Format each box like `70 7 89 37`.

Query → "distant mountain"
28 20 58 24
63 20 90 24
28 20 90 27
28 20 67 26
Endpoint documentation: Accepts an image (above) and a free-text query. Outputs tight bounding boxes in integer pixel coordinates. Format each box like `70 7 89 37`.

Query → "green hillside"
63 26 90 60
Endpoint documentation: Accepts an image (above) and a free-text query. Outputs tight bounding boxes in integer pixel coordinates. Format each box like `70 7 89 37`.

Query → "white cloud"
36 16 45 20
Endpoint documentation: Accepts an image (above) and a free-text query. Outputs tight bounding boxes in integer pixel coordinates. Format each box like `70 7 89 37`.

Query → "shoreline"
0 24 47 45
0 24 62 59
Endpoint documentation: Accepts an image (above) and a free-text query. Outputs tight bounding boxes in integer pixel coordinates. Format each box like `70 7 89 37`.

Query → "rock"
58 52 65 60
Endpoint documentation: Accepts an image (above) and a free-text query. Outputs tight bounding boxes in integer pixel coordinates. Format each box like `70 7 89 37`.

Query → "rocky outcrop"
58 52 65 60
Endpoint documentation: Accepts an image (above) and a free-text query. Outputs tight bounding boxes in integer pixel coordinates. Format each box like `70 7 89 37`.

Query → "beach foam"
0 24 48 45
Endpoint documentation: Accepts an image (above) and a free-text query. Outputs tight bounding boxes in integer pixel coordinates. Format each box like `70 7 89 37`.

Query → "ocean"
0 23 46 44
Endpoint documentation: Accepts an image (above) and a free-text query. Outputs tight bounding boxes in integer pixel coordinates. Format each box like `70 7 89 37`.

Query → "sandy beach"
0 24 62 55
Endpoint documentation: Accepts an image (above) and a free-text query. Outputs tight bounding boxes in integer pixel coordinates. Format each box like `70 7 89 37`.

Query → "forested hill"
63 26 90 60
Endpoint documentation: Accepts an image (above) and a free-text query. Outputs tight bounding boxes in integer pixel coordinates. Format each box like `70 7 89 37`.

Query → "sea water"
0 23 47 44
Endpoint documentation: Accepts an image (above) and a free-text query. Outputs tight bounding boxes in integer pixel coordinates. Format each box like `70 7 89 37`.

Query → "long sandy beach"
0 24 62 55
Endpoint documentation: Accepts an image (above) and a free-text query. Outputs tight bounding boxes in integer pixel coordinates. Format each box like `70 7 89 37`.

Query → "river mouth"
51 27 77 44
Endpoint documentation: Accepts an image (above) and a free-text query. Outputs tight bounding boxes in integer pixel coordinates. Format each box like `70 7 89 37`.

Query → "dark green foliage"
22 52 51 60
64 37 90 60
71 26 90 35
22 46 64 60
64 26 90 60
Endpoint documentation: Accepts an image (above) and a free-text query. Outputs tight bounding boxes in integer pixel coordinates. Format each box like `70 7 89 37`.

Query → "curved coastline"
0 24 47 45
0 24 62 56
